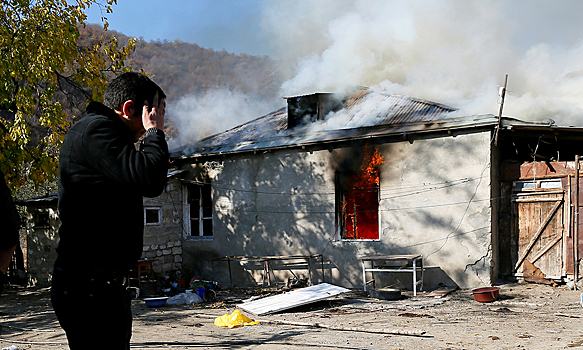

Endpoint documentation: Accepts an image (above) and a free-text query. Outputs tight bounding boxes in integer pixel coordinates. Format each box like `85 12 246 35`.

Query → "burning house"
16 88 583 290
169 87 583 290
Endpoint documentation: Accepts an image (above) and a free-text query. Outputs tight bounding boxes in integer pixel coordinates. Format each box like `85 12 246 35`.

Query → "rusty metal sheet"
518 161 577 179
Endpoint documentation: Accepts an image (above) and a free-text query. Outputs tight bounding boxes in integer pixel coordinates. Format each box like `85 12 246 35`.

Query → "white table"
357 254 424 296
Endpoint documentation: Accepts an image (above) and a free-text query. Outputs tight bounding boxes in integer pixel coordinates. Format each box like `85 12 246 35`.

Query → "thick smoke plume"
167 89 280 149
261 0 583 125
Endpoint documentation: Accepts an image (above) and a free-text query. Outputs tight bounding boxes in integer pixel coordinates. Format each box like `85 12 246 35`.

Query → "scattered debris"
214 310 260 328
555 313 583 319
0 323 55 332
183 323 204 327
283 277 309 290
369 288 401 300
566 279 583 290
2 346 19 350
167 292 203 305
398 312 434 318
258 318 427 336
427 286 458 298
523 260 558 287
195 312 427 336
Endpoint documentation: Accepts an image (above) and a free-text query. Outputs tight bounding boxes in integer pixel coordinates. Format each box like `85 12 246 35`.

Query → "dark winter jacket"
0 169 20 251
56 102 168 272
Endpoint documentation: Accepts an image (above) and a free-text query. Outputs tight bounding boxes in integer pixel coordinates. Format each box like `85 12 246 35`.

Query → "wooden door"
512 184 565 278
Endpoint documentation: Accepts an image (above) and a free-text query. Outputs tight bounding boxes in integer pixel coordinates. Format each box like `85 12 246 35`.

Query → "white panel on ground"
238 283 351 315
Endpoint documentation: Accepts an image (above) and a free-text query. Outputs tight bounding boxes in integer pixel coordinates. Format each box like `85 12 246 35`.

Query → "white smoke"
167 89 281 149
261 0 583 125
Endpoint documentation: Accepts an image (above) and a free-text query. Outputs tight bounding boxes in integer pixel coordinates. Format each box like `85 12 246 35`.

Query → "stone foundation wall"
24 206 60 287
142 179 184 276
142 240 183 274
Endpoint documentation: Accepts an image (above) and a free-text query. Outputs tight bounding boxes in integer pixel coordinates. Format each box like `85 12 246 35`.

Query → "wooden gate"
512 180 565 278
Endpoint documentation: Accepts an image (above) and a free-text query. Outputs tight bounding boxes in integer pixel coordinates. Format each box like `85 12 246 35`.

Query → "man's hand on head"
142 92 166 132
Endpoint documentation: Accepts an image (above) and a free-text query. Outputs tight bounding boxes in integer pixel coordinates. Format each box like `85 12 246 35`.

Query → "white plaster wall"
377 133 493 288
181 131 493 289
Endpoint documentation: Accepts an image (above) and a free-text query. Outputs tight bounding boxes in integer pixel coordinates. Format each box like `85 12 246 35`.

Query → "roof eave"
172 114 501 160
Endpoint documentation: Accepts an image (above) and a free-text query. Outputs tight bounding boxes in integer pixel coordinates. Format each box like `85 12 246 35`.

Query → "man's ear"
120 100 135 119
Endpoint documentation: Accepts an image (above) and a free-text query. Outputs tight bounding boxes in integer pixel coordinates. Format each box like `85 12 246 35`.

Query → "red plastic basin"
471 286 500 302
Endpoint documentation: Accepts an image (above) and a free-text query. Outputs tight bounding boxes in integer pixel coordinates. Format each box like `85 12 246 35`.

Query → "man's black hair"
103 72 166 113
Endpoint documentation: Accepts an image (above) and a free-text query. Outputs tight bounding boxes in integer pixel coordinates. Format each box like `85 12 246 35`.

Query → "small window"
34 211 50 227
186 183 213 238
144 208 161 226
514 179 563 191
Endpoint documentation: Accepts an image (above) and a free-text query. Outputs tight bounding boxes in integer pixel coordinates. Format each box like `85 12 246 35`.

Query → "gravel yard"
1 282 583 349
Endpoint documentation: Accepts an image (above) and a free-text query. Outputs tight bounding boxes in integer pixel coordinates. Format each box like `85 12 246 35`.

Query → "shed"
17 172 186 287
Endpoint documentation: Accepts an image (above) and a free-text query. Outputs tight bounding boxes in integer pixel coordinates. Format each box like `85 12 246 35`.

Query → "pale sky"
87 0 583 129
85 0 270 56
86 1 583 58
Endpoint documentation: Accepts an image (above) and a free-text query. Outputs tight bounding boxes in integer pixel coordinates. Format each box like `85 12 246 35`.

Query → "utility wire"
425 162 491 259
183 175 487 197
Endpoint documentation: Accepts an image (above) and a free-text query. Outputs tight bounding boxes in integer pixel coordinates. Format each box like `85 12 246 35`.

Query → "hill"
78 24 284 103
72 24 287 142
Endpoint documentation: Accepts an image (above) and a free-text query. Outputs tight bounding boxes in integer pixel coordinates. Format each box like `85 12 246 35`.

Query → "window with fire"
336 146 383 240
186 183 213 237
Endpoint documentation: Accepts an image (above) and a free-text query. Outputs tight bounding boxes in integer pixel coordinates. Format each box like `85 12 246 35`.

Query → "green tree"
0 0 135 189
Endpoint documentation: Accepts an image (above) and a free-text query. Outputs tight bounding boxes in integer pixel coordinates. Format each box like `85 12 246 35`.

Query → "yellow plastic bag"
214 309 260 328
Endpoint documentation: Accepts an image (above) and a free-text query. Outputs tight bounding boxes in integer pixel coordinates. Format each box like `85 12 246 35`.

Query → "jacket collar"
86 101 118 119
85 101 134 140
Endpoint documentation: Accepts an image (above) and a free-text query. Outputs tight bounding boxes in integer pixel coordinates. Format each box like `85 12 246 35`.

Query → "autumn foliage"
0 0 135 189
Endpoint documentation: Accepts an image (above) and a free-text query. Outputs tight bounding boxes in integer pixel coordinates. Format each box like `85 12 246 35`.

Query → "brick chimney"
285 92 346 129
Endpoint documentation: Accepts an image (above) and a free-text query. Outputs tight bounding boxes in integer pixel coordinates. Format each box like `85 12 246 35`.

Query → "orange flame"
342 145 384 239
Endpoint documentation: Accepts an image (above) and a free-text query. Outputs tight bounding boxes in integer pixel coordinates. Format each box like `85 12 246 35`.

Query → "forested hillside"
13 24 285 198
79 24 284 104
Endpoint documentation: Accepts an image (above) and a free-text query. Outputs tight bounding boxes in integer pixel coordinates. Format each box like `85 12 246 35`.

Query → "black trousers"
0 271 6 296
51 265 132 350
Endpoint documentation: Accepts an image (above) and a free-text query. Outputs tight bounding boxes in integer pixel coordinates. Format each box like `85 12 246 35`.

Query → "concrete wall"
179 131 494 290
24 205 60 287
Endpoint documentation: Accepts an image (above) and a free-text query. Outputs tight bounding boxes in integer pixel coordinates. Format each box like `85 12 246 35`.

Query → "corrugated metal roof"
16 193 58 206
171 90 460 158
337 90 457 126
170 89 579 159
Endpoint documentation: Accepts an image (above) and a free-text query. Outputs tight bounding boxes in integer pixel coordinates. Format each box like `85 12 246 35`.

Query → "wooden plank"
514 199 563 272
238 283 350 316
529 235 562 265
427 286 457 298
513 198 563 203
564 175 571 276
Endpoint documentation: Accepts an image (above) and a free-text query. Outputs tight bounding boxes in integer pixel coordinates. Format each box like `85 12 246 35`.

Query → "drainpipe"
494 74 508 146
575 155 580 283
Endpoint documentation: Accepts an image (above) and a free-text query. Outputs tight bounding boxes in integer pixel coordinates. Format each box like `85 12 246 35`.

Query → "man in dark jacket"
0 169 20 296
51 72 169 349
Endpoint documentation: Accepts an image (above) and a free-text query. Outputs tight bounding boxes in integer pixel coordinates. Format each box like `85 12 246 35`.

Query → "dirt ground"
1 281 583 350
